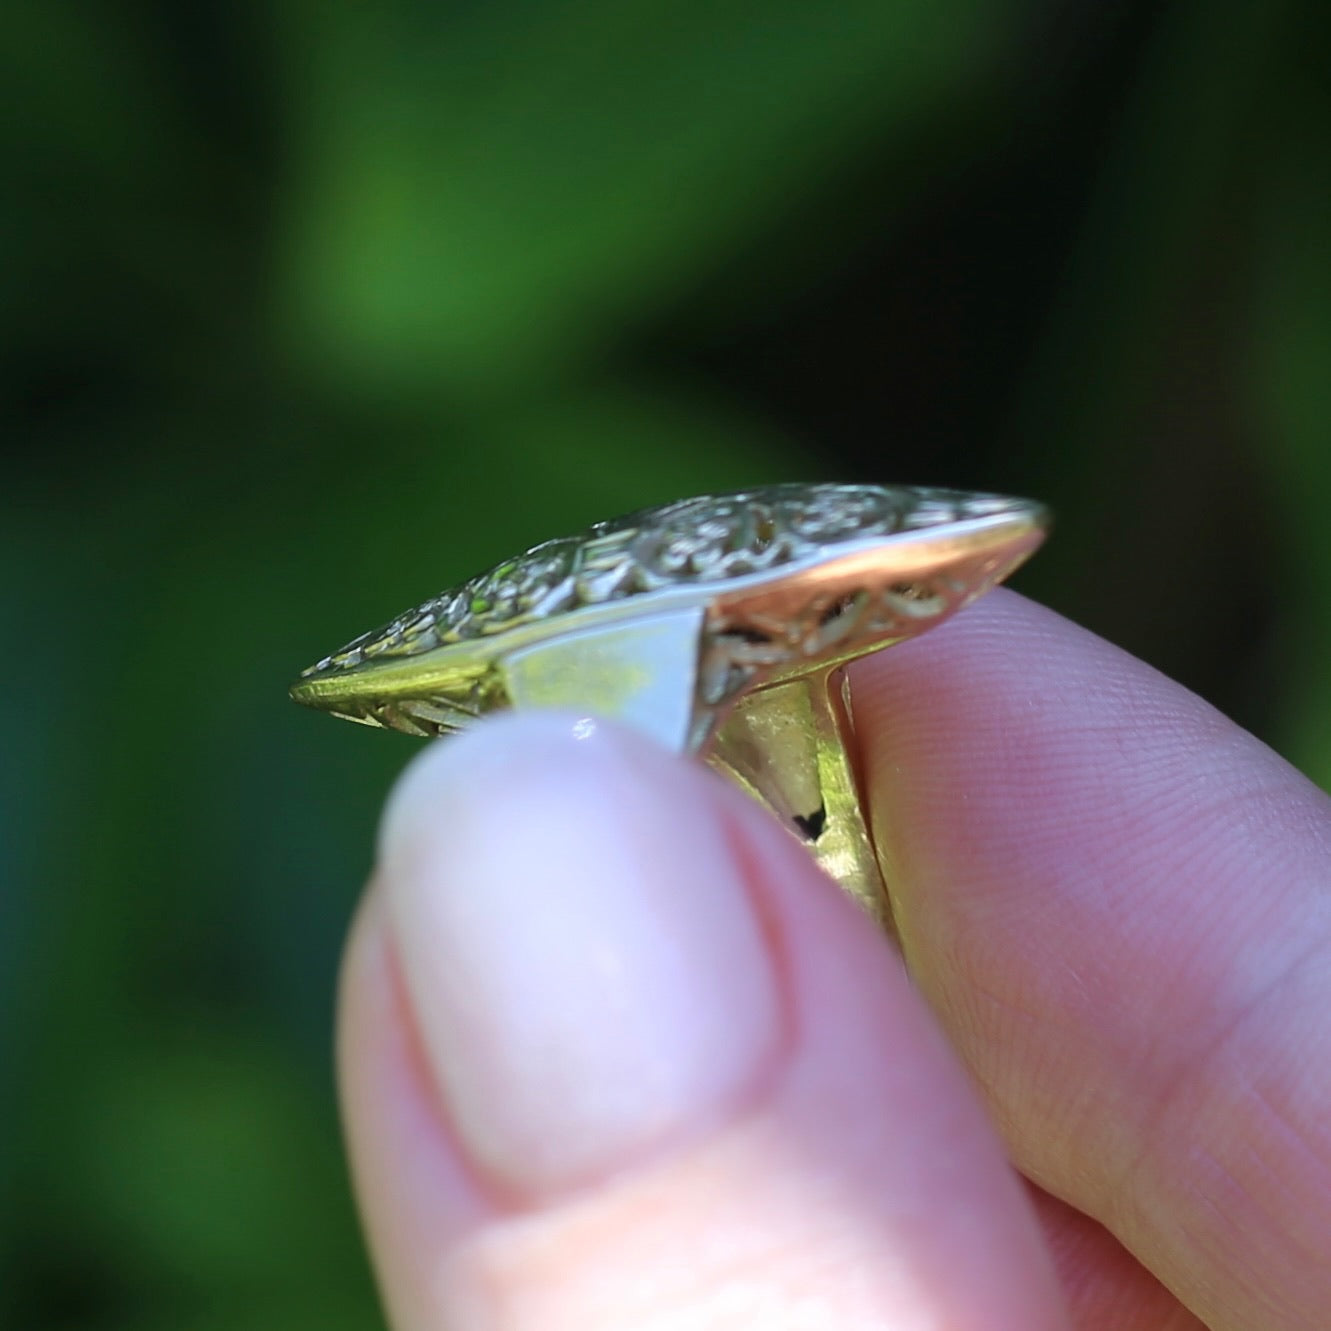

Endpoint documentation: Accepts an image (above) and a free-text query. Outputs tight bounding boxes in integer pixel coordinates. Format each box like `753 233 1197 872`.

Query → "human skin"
337 591 1331 1330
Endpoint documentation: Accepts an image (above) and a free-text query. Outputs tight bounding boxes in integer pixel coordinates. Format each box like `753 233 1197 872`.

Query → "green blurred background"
5 1 1329 1326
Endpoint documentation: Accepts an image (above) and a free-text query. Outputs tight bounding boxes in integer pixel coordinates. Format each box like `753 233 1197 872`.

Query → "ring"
291 483 1047 929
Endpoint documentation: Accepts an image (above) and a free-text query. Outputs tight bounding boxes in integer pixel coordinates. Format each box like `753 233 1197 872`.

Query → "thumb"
338 714 1067 1331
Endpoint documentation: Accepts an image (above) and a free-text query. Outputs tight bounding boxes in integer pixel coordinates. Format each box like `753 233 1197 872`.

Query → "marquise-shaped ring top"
290 483 1048 756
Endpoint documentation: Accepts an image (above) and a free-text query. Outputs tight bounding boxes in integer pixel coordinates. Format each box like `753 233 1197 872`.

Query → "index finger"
851 589 1331 1331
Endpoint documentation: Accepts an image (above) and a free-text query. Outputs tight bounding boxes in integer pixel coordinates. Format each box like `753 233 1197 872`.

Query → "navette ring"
291 483 1047 929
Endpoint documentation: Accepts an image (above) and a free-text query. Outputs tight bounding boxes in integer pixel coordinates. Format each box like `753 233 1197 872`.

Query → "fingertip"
340 712 1068 1331
849 588 1331 1330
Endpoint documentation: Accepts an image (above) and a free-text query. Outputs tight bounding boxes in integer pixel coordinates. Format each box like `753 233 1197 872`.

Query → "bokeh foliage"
4 1 1329 1326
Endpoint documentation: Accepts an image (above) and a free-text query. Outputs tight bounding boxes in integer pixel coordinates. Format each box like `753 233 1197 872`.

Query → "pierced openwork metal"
291 483 1048 926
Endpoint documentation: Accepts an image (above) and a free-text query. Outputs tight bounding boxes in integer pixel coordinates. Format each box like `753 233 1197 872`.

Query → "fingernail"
377 714 781 1200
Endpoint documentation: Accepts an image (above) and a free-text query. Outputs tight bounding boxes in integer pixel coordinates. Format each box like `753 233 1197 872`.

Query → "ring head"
290 483 1047 755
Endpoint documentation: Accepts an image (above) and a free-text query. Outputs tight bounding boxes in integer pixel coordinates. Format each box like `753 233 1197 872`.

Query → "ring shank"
705 667 894 936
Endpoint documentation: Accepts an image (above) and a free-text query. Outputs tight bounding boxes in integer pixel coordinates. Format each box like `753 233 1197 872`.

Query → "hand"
338 590 1331 1330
